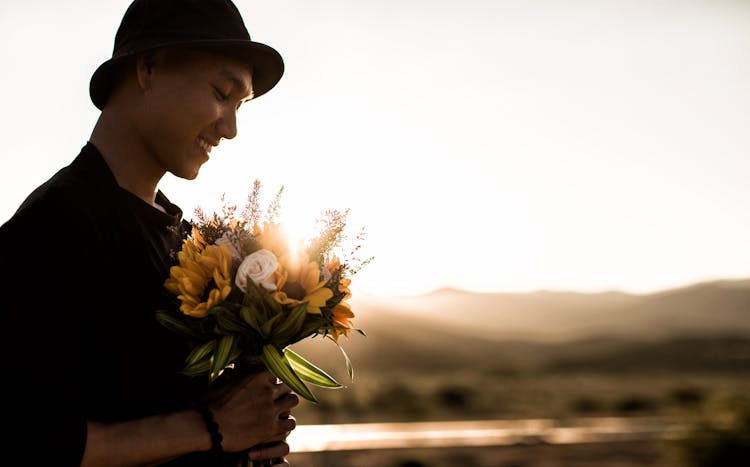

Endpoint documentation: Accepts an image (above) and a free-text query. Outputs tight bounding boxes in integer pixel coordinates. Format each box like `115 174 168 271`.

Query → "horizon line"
354 275 750 300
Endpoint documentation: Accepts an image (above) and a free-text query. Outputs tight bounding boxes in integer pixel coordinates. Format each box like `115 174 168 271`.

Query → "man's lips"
197 136 218 155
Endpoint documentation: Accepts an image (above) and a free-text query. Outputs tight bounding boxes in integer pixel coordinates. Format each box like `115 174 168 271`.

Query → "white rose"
235 249 279 292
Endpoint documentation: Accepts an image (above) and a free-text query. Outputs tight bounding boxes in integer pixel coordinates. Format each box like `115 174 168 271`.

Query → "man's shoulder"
3 144 117 233
19 166 88 208
26 143 114 203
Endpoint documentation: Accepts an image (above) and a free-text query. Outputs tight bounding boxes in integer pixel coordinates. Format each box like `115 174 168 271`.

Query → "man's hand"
210 369 299 452
248 440 292 466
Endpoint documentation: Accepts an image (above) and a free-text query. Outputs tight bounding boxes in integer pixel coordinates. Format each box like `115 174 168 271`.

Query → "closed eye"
212 86 228 102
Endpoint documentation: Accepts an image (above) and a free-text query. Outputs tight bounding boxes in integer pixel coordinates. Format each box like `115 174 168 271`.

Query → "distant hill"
351 278 750 342
290 278 750 376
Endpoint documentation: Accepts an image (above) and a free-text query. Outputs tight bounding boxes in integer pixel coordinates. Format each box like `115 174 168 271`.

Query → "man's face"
134 50 254 180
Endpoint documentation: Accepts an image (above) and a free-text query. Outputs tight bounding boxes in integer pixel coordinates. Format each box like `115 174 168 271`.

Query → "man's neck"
89 108 165 209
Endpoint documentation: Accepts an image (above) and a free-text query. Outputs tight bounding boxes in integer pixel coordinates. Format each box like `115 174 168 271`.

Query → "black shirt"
0 142 210 464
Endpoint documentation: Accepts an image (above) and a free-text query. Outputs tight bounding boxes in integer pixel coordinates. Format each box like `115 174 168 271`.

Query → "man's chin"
173 166 201 181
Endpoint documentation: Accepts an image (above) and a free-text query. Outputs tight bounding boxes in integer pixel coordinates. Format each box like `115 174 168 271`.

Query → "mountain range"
291 278 750 375
353 278 750 342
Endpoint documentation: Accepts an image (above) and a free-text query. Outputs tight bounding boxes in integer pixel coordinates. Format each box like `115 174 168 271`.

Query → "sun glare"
277 208 315 257
286 233 304 259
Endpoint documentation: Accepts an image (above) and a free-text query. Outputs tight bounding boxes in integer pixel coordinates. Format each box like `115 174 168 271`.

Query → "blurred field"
289 442 672 467
285 279 750 465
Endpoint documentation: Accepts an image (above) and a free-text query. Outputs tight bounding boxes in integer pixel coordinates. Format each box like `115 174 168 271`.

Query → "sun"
277 209 314 259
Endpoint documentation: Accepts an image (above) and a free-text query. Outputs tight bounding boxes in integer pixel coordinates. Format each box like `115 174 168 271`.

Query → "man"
0 0 297 465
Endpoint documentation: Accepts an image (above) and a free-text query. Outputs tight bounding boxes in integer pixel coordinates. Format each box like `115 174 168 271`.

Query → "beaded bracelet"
196 404 223 455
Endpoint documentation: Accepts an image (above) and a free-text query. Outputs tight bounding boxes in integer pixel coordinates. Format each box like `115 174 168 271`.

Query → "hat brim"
89 39 284 110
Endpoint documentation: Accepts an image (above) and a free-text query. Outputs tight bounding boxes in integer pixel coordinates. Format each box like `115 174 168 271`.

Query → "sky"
1 0 749 297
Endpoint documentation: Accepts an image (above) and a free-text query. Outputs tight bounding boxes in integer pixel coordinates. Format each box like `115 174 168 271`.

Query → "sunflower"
270 256 333 315
164 240 233 317
330 301 355 341
253 223 331 313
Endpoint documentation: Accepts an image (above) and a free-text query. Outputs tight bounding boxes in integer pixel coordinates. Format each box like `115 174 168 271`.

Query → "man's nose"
216 109 238 140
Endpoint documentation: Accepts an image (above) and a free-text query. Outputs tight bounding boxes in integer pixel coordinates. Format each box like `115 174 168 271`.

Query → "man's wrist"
196 404 223 454
161 408 214 454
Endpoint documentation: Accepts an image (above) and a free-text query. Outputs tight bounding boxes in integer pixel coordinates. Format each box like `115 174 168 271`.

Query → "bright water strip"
287 417 685 453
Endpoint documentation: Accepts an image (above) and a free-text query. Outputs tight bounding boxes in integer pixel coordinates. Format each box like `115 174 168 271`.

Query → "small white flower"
235 249 279 292
320 265 332 283
215 232 242 262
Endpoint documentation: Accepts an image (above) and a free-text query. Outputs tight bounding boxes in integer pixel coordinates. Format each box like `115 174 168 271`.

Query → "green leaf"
244 277 283 319
259 312 283 338
284 348 342 388
273 303 308 345
182 340 216 377
240 306 262 334
182 356 212 377
243 279 278 320
327 336 354 381
212 306 249 334
299 315 326 339
262 291 283 315
342 348 354 381
227 346 244 366
242 275 265 307
155 310 199 339
210 335 237 382
261 344 317 403
185 339 216 368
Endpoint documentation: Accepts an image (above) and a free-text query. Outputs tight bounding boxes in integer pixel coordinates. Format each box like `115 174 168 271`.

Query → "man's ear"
135 50 165 91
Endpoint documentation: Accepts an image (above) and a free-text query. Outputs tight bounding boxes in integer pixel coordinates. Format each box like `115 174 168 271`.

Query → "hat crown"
89 0 284 110
113 0 251 57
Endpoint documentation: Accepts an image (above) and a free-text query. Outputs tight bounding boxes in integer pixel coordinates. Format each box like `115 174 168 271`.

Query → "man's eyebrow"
218 69 254 101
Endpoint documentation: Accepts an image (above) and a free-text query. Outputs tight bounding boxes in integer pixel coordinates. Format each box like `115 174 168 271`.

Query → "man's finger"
248 441 291 461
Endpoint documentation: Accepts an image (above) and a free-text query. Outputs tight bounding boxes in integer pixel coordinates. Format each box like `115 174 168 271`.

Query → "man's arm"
82 410 209 467
80 370 297 467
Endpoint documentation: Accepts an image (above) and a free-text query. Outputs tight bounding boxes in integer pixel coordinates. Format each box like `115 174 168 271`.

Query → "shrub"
668 386 707 408
613 395 659 414
669 398 750 466
435 384 475 410
569 396 604 414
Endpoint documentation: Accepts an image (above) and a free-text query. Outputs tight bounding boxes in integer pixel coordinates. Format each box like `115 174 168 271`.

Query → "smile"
197 137 215 156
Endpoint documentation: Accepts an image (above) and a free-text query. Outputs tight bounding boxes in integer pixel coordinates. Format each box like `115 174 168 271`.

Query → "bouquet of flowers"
156 180 370 404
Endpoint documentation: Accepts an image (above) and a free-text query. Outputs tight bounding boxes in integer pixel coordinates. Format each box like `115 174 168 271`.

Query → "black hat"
89 0 284 110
